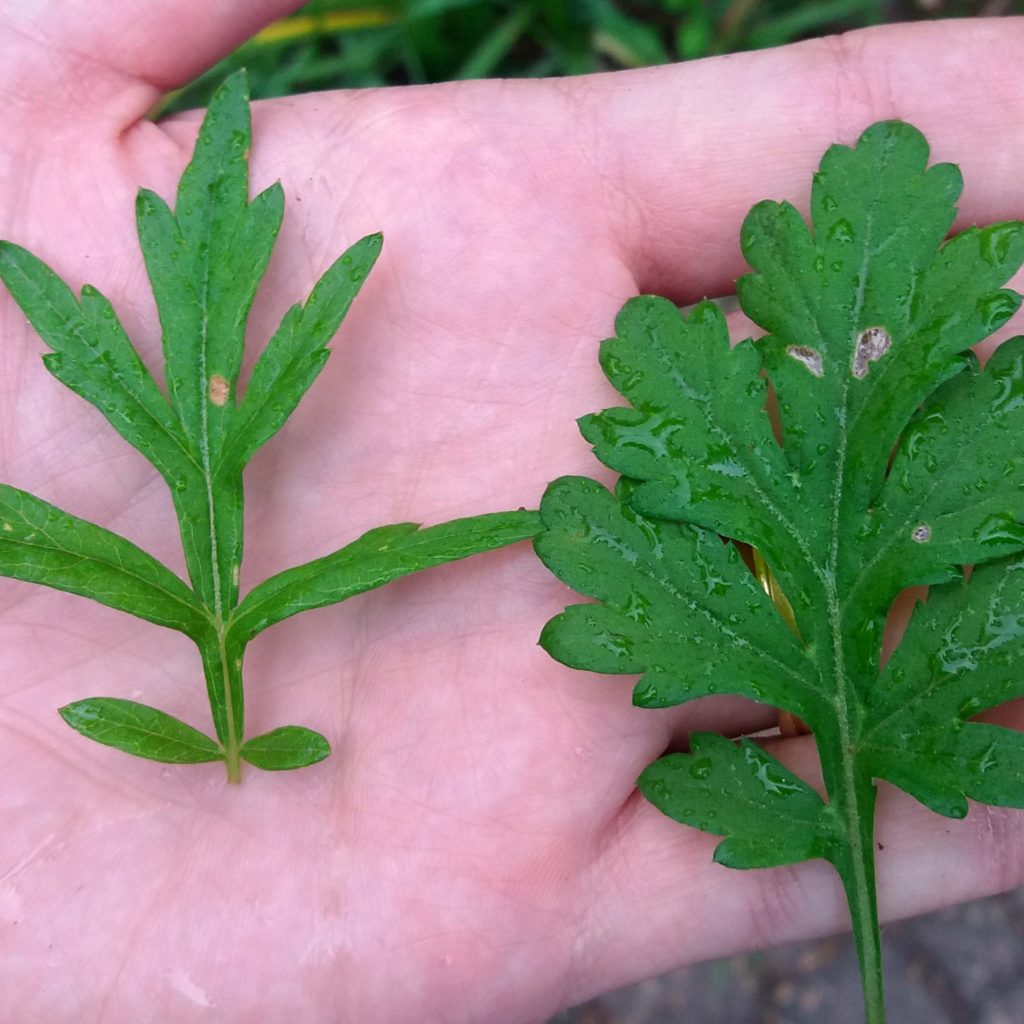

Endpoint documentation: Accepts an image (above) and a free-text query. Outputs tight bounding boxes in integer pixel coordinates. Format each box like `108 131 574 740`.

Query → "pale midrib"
98 713 218 754
823 201 881 1010
192 213 239 760
195 241 224 625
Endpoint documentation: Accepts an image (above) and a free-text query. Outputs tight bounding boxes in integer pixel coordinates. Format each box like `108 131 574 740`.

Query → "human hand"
2 5 1024 1021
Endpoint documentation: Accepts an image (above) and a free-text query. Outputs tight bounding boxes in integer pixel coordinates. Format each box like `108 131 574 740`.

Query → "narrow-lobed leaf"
639 733 838 869
218 231 384 474
536 120 1024 1021
0 484 210 639
59 698 223 764
136 69 274 616
139 70 281 453
230 510 540 643
0 71 540 782
240 725 331 770
0 242 197 486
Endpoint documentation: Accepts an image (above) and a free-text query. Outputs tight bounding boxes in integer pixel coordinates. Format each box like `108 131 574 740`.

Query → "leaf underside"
0 71 539 777
535 120 1024 1020
59 698 223 764
240 725 331 770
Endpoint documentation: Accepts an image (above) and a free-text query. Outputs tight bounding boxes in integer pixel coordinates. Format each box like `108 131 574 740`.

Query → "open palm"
3 5 1024 1021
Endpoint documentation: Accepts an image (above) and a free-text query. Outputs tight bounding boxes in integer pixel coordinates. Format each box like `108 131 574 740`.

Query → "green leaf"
859 338 1024 607
863 554 1024 818
580 298 805 588
536 120 1024 1021
240 725 331 770
139 71 280 456
0 243 197 487
59 698 223 764
136 70 273 616
0 72 538 780
230 509 540 643
0 484 210 639
217 231 383 473
535 477 821 721
591 0 671 68
639 733 838 869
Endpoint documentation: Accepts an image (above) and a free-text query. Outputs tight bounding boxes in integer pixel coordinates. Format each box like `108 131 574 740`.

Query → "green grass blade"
240 725 331 769
59 698 223 763
455 5 533 79
229 509 539 643
0 484 210 639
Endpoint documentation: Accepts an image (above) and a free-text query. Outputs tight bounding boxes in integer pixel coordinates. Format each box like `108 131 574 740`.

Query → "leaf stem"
834 765 885 1024
218 630 242 783
198 627 245 783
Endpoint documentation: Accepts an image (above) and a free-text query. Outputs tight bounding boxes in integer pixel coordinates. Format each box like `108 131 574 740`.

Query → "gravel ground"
550 888 1024 1023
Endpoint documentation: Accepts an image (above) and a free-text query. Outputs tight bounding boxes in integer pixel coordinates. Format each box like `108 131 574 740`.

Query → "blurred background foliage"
166 0 1021 113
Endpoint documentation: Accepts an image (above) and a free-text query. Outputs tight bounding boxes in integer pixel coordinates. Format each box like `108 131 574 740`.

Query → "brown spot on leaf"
209 374 229 406
853 326 891 379
786 344 824 377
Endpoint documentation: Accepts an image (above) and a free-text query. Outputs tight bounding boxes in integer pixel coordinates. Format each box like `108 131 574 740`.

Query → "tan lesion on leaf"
209 374 230 406
786 345 824 378
852 327 891 379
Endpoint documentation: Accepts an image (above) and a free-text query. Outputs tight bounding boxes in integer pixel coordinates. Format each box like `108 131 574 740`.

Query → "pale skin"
1 4 1024 1021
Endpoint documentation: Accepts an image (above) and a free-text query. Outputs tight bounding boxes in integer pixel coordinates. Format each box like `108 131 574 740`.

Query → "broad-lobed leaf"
857 337 1024 612
535 476 822 722
638 733 839 869
536 120 1024 1020
59 698 223 764
862 553 1024 818
580 298 806 586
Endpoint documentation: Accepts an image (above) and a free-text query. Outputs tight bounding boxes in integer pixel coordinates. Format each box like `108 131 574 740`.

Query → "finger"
0 0 304 122
575 17 1024 302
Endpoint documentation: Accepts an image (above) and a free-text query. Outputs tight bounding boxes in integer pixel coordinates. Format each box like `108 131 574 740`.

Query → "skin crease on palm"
2 2 1024 1021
